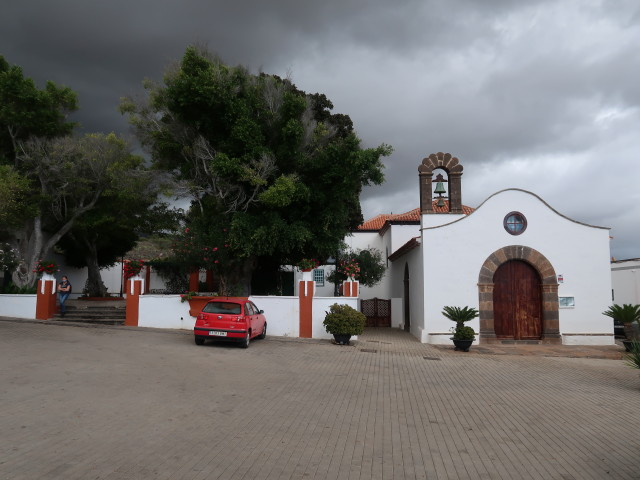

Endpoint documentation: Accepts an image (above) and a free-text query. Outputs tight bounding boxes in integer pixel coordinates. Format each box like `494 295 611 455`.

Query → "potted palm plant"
323 303 366 345
602 304 640 351
442 305 479 352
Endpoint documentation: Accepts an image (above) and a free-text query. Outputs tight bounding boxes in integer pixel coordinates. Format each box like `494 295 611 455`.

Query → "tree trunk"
84 247 108 297
219 257 255 296
12 215 43 288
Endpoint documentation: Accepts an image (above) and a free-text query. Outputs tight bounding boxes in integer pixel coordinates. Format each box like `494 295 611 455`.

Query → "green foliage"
624 341 640 370
0 55 77 164
443 306 479 340
0 282 37 294
0 165 37 229
327 248 386 288
442 306 480 324
121 46 391 292
322 303 366 336
602 304 640 324
0 242 18 271
452 325 476 340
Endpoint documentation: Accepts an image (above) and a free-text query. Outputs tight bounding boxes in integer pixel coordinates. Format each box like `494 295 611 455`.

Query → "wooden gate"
361 298 391 327
493 260 542 340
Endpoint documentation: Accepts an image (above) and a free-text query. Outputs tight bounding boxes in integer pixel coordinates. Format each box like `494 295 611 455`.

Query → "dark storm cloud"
1 0 639 258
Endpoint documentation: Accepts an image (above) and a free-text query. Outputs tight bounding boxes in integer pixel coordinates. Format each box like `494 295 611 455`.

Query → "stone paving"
0 318 639 479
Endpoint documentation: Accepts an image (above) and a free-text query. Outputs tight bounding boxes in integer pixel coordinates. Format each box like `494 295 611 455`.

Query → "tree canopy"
121 46 392 293
0 55 77 165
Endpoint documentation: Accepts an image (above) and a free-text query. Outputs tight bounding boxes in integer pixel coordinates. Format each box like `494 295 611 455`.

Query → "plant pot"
187 296 218 317
451 338 474 352
333 334 352 345
623 323 640 341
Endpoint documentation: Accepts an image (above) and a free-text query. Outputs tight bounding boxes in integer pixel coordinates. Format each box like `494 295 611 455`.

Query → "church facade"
349 152 614 345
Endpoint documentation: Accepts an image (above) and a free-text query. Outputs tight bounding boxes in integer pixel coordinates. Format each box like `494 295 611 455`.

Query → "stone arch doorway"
403 263 411 332
478 246 560 344
494 260 542 340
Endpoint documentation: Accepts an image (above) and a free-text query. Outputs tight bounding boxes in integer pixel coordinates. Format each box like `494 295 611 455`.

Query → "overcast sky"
2 0 639 259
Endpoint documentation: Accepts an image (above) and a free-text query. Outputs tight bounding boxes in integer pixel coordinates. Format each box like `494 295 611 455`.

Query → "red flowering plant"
297 258 320 271
338 258 360 280
33 259 60 275
123 259 145 279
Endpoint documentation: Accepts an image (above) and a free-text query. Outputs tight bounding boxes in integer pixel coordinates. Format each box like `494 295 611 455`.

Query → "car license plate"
209 331 227 337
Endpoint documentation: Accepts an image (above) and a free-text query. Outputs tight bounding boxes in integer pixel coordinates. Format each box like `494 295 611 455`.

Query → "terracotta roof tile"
357 201 474 232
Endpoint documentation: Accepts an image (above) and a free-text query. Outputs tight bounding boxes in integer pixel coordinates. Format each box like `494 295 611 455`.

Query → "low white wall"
138 295 193 330
312 297 359 340
136 295 358 340
0 294 37 319
391 298 402 328
250 296 299 337
562 334 615 346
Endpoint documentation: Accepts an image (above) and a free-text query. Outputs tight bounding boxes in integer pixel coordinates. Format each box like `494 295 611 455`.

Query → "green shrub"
323 303 366 336
0 283 37 294
452 325 476 340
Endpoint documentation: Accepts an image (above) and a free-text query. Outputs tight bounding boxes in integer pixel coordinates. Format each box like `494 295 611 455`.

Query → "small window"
313 269 325 286
504 211 527 235
559 297 575 308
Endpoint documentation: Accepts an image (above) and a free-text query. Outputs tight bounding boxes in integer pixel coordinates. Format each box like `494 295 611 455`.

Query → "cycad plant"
442 306 479 340
602 304 640 340
624 340 640 370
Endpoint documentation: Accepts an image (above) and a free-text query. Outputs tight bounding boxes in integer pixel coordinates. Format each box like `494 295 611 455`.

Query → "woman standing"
57 276 72 317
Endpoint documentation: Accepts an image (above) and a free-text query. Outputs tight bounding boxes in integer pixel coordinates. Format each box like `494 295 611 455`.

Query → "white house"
611 258 640 305
335 152 614 346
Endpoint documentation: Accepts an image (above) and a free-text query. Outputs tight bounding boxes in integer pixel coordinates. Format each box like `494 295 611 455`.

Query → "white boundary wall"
0 294 37 319
137 295 358 339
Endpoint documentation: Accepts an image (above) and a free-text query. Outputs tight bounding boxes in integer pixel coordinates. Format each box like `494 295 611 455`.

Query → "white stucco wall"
420 189 613 345
611 259 640 305
0 294 37 319
136 294 358 340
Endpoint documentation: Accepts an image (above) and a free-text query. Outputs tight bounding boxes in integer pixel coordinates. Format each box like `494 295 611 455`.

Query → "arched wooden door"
493 260 542 340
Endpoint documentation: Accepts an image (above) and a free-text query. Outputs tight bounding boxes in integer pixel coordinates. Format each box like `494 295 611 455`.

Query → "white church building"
334 152 614 345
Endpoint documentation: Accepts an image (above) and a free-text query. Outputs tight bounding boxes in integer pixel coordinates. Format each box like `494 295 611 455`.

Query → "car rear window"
202 302 242 315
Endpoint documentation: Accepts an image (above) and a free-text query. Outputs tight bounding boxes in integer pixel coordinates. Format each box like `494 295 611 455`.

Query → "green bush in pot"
323 303 366 345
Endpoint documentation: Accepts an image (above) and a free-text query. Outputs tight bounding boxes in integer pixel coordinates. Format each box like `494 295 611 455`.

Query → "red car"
194 297 267 348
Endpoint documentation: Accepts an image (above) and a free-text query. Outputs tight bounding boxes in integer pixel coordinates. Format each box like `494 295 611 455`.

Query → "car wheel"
195 336 205 346
258 322 267 339
241 331 250 349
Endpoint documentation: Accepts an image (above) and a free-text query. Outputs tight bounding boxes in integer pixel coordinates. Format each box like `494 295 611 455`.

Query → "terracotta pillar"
35 274 57 320
189 268 199 292
299 271 314 338
125 276 144 327
341 279 359 297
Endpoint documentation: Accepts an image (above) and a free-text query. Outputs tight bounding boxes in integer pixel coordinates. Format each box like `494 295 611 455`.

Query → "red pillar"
341 280 359 297
125 277 144 327
189 268 199 292
299 276 314 338
35 275 57 320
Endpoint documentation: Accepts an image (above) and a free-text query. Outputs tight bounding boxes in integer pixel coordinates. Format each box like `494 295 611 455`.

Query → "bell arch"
418 152 464 214
477 245 560 344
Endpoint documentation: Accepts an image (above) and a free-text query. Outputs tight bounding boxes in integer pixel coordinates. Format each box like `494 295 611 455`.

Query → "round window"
504 212 527 235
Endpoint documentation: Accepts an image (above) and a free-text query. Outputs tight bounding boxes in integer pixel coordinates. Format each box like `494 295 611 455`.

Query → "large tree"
11 133 151 287
121 46 391 294
0 55 77 165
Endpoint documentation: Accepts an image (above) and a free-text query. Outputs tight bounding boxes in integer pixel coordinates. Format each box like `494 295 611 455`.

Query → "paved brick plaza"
1 319 638 479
